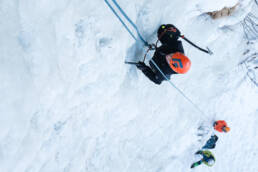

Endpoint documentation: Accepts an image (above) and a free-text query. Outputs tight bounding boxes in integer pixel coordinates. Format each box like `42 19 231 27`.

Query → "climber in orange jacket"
213 120 230 133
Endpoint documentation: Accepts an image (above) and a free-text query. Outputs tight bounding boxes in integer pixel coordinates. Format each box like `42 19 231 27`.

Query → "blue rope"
104 0 149 46
111 0 148 46
104 0 137 41
150 59 207 117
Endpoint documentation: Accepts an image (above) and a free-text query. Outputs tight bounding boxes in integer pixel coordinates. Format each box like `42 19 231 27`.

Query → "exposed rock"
207 3 239 19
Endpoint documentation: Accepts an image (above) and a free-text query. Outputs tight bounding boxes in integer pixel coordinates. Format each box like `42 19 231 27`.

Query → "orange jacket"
214 120 230 132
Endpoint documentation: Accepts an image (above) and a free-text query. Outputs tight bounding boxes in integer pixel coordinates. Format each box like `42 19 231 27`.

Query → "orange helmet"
166 52 191 74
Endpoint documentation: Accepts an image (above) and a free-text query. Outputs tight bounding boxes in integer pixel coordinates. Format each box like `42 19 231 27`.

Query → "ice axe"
180 35 213 55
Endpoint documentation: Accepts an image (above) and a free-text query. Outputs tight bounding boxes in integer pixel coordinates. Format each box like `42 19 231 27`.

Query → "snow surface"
0 0 258 172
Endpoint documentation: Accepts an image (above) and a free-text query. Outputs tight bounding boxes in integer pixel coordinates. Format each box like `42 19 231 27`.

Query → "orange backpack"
166 52 191 74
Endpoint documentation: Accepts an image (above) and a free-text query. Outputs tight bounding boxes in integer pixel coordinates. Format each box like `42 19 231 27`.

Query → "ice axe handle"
180 35 213 55
125 61 139 65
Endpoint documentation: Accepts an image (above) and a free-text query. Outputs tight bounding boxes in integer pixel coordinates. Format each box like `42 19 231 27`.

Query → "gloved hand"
136 61 147 70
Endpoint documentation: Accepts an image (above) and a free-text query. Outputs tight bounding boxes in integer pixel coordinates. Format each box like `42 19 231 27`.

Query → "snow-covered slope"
0 0 257 172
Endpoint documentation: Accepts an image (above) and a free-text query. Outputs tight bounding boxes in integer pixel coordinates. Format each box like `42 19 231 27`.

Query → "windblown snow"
0 0 257 172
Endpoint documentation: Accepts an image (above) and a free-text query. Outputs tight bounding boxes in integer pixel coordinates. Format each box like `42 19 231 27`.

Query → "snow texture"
0 0 257 172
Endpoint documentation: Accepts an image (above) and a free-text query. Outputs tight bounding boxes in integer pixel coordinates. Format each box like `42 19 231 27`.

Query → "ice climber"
191 150 215 168
213 120 230 133
136 24 191 84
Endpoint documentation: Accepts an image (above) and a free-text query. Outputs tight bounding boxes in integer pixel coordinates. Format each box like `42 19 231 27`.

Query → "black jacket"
151 41 184 76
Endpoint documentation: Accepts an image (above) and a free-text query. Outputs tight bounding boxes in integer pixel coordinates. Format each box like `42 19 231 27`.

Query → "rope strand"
150 59 209 118
104 0 149 46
